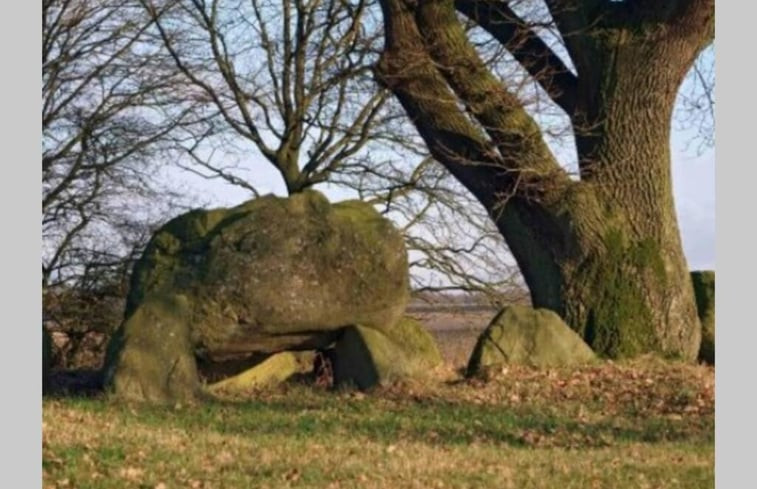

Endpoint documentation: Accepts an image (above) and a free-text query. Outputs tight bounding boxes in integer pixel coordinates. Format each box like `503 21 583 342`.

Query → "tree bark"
556 17 709 358
376 0 713 360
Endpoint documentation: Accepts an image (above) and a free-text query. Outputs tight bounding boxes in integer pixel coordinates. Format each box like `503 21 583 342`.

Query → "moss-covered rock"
103 294 202 403
207 351 315 394
127 190 408 345
104 190 409 401
691 271 715 365
466 306 596 376
332 317 442 390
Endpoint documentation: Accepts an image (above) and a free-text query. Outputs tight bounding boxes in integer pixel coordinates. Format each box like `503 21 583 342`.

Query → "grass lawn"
42 356 713 488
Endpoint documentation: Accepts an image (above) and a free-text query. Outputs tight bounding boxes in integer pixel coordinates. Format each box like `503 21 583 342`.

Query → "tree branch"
415 0 571 206
455 0 578 115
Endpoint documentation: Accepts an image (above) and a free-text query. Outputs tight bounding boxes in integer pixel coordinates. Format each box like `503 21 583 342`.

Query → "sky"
671 128 716 270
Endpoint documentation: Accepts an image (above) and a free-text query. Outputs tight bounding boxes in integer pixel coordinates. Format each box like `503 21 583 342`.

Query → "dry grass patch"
44 357 713 488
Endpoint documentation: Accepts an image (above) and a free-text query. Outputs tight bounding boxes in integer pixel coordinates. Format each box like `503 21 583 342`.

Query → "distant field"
408 310 495 370
43 311 714 489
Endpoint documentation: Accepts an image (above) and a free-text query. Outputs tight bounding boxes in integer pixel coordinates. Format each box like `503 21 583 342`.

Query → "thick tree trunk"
508 24 705 360
376 0 712 361
522 197 700 360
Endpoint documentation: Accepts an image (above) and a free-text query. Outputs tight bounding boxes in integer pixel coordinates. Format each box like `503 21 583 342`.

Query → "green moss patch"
691 271 714 364
582 228 666 358
466 306 596 376
208 351 316 395
104 294 201 403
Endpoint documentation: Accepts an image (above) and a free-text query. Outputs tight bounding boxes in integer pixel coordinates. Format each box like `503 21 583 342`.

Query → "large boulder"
466 306 596 376
332 317 443 390
104 191 409 402
691 270 715 365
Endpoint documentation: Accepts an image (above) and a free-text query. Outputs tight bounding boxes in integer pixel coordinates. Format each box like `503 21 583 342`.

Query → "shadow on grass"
45 369 104 398
51 386 713 450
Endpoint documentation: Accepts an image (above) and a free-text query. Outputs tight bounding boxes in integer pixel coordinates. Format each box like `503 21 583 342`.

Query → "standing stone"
332 317 443 390
466 305 596 376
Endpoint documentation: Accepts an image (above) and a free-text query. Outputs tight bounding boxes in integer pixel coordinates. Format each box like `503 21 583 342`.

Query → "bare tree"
44 0 713 325
373 0 714 359
140 0 392 193
674 43 715 154
138 0 528 303
42 0 207 290
42 0 218 367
